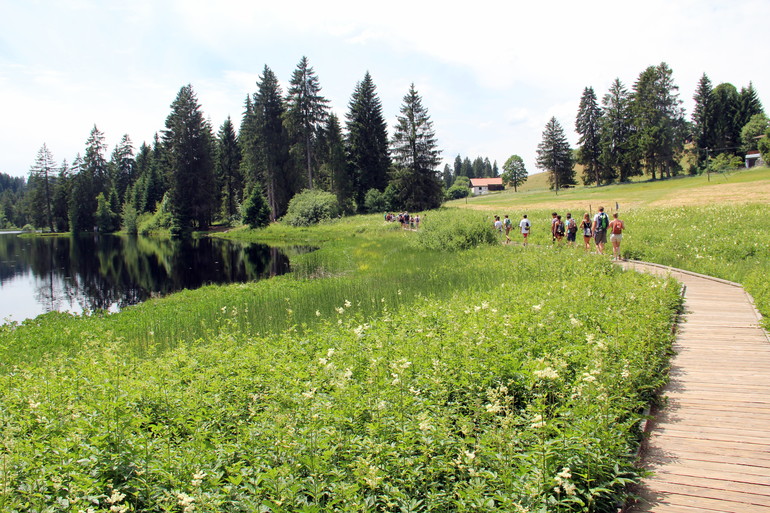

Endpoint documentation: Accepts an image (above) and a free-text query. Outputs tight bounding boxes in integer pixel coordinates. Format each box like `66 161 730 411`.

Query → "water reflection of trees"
0 234 303 316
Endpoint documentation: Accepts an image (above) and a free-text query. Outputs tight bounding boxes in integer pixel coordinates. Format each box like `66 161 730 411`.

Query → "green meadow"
1 168 768 512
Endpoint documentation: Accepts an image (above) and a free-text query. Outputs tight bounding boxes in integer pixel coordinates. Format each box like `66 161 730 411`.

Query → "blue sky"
1 0 768 179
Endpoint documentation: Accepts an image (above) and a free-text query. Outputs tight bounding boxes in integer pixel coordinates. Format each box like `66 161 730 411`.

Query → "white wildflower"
532 304 542 311
191 470 206 487
485 402 502 414
534 367 559 380
335 307 344 314
344 300 352 308
315 310 321 317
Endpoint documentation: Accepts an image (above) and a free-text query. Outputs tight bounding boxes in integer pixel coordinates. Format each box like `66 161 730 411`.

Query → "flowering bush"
0 246 681 512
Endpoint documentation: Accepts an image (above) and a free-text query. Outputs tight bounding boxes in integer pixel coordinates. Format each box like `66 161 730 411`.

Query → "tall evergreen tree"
109 134 135 205
246 65 293 220
442 164 453 188
536 117 575 192
285 56 329 189
318 113 351 210
28 143 56 231
389 84 443 211
600 78 637 182
345 71 391 212
631 63 686 179
575 86 604 185
162 84 216 237
215 116 243 222
692 73 715 166
68 154 94 232
453 154 462 178
461 157 473 178
51 160 72 232
737 82 764 143
83 125 110 197
710 83 741 155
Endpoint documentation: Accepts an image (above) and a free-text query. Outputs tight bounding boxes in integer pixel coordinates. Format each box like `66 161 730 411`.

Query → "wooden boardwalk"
621 261 770 512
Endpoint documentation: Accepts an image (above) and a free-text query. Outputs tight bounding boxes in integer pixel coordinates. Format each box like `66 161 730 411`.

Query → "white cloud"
1 0 768 177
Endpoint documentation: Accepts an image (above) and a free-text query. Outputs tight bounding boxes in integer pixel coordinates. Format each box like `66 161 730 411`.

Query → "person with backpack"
592 206 610 255
493 215 503 242
580 212 592 251
565 212 577 246
503 215 512 244
519 214 531 246
550 212 559 242
608 212 625 260
554 215 565 244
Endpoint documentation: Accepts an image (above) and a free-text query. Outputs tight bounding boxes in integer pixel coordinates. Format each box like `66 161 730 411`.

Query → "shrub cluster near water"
0 214 682 512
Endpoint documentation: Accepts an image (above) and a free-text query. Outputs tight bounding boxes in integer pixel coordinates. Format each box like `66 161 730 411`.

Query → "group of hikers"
385 212 421 230
494 206 626 260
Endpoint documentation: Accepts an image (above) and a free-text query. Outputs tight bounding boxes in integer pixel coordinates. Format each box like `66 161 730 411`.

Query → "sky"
1 0 768 179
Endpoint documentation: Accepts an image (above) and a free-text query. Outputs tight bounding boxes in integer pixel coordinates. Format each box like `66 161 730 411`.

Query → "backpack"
504 217 511 228
567 218 577 234
596 212 608 232
556 221 565 236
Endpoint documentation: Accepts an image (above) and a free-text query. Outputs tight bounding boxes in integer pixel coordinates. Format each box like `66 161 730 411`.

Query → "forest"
1 59 768 234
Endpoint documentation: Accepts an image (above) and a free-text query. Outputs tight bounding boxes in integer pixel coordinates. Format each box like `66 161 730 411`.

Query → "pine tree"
84 125 110 196
389 84 444 211
345 71 391 212
600 79 637 182
285 56 329 189
215 116 243 222
692 73 714 166
52 160 72 232
453 155 462 178
536 117 575 192
575 87 604 185
162 84 216 237
28 144 56 231
442 164 453 188
502 155 527 192
110 134 135 205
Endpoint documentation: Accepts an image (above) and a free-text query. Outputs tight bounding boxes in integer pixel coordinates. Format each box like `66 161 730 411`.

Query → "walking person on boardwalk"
608 212 625 260
519 214 531 246
592 206 609 255
580 213 592 251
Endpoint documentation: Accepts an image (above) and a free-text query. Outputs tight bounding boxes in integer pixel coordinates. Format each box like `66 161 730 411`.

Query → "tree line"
535 62 767 191
8 57 451 235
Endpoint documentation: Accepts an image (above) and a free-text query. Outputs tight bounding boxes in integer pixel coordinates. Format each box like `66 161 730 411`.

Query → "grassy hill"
455 166 770 214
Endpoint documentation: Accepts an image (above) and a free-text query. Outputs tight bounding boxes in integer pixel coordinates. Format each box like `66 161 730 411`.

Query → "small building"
745 150 766 168
469 177 504 195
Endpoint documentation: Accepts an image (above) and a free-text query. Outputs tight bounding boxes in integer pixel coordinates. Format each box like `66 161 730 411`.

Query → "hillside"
455 166 770 213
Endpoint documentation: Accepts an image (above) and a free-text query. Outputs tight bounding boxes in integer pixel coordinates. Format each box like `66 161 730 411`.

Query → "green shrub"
415 209 496 250
21 223 35 233
364 188 388 213
282 189 340 227
446 183 470 199
138 193 173 235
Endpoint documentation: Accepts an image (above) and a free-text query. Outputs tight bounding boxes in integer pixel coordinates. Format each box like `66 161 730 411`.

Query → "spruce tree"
600 79 637 182
710 83 741 155
285 56 329 189
575 86 604 185
345 71 391 212
389 84 443 211
28 143 56 231
536 117 575 192
318 113 351 210
215 116 243 222
245 66 293 221
162 84 216 237
692 73 715 166
737 82 764 142
110 134 135 204
52 160 72 232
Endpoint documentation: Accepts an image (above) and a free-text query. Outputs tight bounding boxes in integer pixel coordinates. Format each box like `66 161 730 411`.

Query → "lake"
0 232 305 323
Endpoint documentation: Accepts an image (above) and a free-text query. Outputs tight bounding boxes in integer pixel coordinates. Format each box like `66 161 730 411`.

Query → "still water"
0 232 302 323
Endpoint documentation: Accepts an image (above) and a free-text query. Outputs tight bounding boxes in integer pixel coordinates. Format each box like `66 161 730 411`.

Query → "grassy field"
1 168 768 512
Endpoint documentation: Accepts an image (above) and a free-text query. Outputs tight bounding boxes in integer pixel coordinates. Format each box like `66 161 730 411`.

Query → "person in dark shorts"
592 206 609 255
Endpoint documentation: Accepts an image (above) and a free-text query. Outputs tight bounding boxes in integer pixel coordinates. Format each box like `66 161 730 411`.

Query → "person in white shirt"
519 215 531 246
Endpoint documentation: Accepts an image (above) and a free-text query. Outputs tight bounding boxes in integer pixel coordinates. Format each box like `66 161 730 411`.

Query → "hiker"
519 214 531 246
503 215 512 244
580 213 592 251
493 215 503 241
592 206 609 255
565 212 577 246
554 215 565 244
550 212 559 242
609 212 625 260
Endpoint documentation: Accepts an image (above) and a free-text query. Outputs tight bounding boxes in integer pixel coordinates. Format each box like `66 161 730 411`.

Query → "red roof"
469 177 503 187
